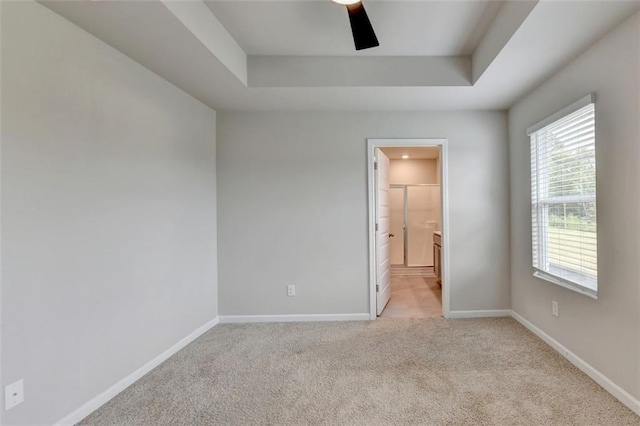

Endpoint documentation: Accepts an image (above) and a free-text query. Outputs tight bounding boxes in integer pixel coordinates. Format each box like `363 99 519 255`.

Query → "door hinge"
376 285 380 292
375 223 378 231
374 162 378 170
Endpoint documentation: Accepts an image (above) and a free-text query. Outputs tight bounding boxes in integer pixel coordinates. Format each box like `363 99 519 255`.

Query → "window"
528 94 597 298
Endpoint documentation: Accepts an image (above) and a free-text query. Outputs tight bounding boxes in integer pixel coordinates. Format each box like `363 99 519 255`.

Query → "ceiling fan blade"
346 1 379 51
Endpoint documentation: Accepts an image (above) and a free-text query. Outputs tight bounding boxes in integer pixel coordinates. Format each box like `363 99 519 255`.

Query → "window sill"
533 270 598 300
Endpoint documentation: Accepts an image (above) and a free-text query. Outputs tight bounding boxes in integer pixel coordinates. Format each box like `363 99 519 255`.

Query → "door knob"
389 233 395 238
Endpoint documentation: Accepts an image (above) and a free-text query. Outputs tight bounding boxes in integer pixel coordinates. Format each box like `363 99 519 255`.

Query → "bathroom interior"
379 146 443 318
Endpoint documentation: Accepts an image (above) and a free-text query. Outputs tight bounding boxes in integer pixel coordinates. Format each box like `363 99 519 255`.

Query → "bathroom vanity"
433 231 442 287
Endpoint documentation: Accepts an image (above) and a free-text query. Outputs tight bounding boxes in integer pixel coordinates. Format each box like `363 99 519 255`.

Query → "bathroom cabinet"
433 231 442 286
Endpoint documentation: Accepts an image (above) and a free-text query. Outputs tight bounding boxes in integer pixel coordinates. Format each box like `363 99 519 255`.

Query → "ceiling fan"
332 0 379 51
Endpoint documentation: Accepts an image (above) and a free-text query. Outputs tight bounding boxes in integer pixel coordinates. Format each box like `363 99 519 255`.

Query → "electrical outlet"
287 285 295 297
5 379 24 410
552 300 559 317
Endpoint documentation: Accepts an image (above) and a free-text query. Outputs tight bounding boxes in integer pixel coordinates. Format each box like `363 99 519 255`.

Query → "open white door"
375 149 391 315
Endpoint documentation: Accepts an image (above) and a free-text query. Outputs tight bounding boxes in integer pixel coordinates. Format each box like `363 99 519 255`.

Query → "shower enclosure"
389 184 441 267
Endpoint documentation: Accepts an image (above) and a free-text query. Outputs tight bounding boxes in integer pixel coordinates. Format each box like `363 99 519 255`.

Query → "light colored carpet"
80 318 639 425
380 274 442 318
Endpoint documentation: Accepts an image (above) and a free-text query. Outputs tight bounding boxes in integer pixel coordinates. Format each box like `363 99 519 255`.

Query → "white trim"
526 93 595 135
367 138 451 319
367 142 377 320
219 314 370 323
511 311 640 416
448 310 512 319
533 270 598 300
54 317 220 426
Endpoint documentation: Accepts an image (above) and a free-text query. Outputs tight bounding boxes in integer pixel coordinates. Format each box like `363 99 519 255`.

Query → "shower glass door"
407 185 441 267
389 184 441 267
389 186 405 265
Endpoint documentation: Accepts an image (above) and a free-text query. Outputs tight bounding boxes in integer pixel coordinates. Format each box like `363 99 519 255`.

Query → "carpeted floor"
80 318 640 425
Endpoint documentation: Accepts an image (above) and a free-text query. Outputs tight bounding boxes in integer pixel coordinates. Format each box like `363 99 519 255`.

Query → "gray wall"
217 111 510 316
1 2 218 424
508 12 639 399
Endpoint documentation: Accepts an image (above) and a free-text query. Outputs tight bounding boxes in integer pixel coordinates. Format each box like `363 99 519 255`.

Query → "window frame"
527 93 598 299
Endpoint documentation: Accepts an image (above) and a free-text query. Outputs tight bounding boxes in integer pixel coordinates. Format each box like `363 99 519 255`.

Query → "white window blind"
528 94 597 297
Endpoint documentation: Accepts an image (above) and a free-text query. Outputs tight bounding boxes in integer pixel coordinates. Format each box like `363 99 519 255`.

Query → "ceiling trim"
161 0 248 85
472 0 539 83
161 0 535 89
37 0 639 111
162 0 528 89
248 56 471 87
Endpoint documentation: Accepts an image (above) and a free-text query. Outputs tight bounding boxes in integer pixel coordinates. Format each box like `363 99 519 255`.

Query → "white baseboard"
54 317 220 426
219 313 370 323
511 311 640 416
448 309 512 319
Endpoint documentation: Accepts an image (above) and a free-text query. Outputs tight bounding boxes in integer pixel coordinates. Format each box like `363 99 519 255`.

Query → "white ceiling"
204 0 503 56
40 0 640 111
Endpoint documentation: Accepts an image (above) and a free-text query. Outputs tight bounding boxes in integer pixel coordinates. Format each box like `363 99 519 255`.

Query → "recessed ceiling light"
402 155 409 159
332 0 361 4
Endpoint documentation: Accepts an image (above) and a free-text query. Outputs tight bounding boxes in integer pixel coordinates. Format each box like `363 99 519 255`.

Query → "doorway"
367 139 450 320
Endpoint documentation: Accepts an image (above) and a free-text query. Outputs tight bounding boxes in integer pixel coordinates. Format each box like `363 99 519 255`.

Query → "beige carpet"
80 318 639 425
380 274 442 318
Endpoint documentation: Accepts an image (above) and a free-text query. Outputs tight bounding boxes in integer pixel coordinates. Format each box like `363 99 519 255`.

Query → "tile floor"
380 271 442 318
